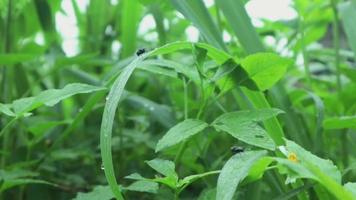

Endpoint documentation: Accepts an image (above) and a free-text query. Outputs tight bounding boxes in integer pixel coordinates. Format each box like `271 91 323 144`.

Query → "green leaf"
341 67 356 83
0 54 37 65
212 109 284 150
146 159 178 179
124 180 159 194
0 169 55 192
244 157 274 183
146 159 179 189
215 0 264 53
155 119 208 152
276 139 354 200
125 173 146 181
100 54 148 200
170 0 226 50
284 139 341 183
0 103 15 117
177 170 220 189
11 83 106 115
240 53 292 91
120 0 142 58
216 150 267 200
323 116 356 129
339 1 356 59
344 182 356 197
73 185 115 200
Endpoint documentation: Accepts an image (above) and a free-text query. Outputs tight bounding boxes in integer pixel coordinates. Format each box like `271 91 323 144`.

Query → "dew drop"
78 108 83 113
101 163 105 170
105 96 109 101
149 106 154 111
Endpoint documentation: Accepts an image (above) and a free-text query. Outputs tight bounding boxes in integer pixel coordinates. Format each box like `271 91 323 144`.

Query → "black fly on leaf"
136 48 146 56
230 146 244 154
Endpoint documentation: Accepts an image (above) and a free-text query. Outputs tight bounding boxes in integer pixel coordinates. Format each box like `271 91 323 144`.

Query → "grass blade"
171 0 226 50
215 0 265 53
100 55 147 199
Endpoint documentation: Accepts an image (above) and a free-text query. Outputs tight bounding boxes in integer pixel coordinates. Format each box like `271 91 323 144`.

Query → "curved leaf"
241 53 292 91
216 150 267 200
155 119 208 152
212 108 284 150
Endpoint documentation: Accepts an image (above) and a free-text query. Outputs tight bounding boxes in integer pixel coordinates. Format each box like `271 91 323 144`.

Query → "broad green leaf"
11 83 106 115
339 1 356 58
155 119 208 152
284 139 341 183
145 159 178 179
73 185 115 200
323 116 356 129
244 157 274 183
216 150 267 200
240 53 292 91
212 109 284 150
146 159 179 189
0 103 15 117
163 1 286 146
344 183 356 197
125 173 146 181
276 139 354 200
124 180 159 194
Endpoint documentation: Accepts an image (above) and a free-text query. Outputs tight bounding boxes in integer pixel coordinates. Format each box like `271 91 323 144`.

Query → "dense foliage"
1 0 356 199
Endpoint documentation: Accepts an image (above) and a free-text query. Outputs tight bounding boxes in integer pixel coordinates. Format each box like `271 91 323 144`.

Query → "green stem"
299 16 312 88
331 0 342 94
341 129 348 168
183 77 188 120
1 0 13 172
174 77 189 166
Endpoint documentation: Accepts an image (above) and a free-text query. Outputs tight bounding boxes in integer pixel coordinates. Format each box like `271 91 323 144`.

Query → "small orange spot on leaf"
288 152 298 163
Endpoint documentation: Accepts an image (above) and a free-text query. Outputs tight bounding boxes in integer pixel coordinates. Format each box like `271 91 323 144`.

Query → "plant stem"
183 77 188 120
331 0 342 94
299 16 312 88
1 0 13 171
174 77 189 166
341 129 348 168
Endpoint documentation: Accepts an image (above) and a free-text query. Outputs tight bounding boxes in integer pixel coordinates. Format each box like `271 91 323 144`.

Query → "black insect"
230 146 244 154
136 48 146 56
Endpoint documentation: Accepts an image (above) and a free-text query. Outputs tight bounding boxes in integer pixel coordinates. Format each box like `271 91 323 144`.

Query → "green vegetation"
1 0 356 199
